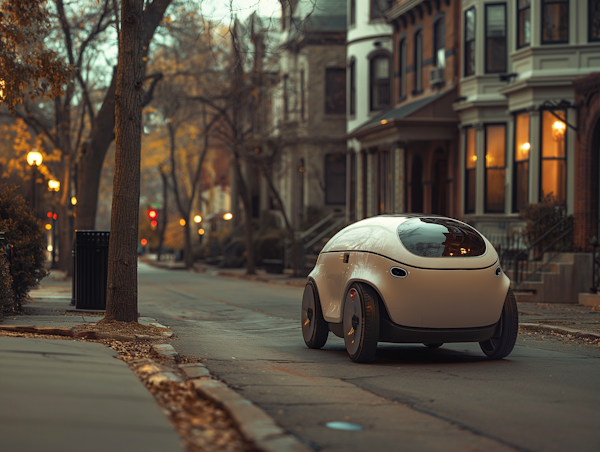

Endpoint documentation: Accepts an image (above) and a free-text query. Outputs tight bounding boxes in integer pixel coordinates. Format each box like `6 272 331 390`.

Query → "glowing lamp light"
71 197 77 205
194 215 202 223
48 180 60 191
521 142 531 151
179 219 186 226
148 209 157 219
47 211 53 218
380 120 387 125
45 224 52 230
27 150 43 166
552 120 566 141
140 238 148 246
471 155 477 162
198 228 205 235
47 245 53 252
151 220 158 228
53 213 57 220
223 212 233 221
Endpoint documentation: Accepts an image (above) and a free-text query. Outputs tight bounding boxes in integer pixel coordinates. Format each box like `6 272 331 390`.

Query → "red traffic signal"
47 211 53 218
148 209 157 220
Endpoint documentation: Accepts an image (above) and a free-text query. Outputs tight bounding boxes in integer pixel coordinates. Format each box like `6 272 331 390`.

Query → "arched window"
370 53 390 111
414 30 423 92
398 38 406 98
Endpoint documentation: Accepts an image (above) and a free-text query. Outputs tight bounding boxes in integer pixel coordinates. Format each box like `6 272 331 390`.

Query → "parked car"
301 215 517 363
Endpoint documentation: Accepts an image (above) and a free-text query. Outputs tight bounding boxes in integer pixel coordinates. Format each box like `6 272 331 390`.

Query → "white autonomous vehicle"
301 215 517 363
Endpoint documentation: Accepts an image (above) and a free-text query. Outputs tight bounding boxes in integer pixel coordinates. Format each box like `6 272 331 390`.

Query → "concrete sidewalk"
0 336 183 452
0 271 184 452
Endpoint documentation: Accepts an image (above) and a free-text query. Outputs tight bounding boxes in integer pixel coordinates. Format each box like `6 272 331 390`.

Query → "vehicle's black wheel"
301 280 328 349
343 283 379 363
479 288 518 359
423 343 443 348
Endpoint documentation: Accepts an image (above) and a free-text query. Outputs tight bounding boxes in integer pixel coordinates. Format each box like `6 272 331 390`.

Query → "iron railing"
491 214 574 287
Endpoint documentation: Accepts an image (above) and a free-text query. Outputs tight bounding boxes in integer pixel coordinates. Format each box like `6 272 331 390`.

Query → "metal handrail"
304 216 345 251
297 211 339 241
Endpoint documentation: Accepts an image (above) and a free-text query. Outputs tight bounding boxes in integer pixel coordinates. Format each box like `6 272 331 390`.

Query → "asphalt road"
138 263 600 452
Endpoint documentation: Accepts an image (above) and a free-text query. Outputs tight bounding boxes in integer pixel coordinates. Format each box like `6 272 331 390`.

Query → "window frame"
370 0 391 21
589 0 600 42
413 29 423 93
325 153 347 205
513 112 530 213
369 50 391 111
517 0 531 49
541 0 570 45
484 123 507 214
464 7 476 77
398 37 407 100
348 58 356 116
464 126 477 214
433 17 446 68
485 3 507 74
324 67 346 115
539 109 568 205
349 0 356 27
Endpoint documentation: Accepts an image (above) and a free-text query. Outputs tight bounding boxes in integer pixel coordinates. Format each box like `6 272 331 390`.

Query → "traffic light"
148 208 157 220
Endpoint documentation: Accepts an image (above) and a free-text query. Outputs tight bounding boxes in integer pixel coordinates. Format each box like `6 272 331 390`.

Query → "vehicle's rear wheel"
343 283 379 363
479 288 518 359
423 343 443 348
301 280 328 349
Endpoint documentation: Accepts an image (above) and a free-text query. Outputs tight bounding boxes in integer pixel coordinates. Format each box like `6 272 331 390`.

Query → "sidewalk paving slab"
0 336 184 452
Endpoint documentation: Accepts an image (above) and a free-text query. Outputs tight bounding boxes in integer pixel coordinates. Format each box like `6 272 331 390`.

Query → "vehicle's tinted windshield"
397 218 486 257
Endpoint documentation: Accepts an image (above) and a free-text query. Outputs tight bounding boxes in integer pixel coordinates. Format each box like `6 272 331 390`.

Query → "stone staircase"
504 253 592 304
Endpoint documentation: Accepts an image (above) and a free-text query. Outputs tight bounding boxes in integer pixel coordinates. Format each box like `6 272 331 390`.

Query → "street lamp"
27 150 43 215
48 180 60 269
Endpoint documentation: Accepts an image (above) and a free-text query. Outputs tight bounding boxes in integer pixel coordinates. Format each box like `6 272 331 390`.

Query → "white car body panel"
309 215 509 330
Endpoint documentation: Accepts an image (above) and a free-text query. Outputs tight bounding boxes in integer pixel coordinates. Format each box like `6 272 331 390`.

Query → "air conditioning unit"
429 67 445 86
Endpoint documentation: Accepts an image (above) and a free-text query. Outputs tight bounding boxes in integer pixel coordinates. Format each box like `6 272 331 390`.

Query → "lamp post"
26 151 43 216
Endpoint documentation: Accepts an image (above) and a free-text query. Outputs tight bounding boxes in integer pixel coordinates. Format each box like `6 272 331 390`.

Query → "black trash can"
73 230 109 310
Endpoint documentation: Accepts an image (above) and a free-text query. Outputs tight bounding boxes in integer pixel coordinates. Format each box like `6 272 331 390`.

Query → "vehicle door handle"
343 253 350 263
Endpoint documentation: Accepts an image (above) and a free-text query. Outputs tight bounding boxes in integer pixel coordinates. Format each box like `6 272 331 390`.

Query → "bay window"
540 111 567 204
485 4 506 73
518 0 531 48
464 7 476 76
465 127 477 213
514 113 530 212
542 0 569 44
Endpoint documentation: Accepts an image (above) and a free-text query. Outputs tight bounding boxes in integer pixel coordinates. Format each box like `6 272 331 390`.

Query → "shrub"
0 184 48 309
0 255 14 318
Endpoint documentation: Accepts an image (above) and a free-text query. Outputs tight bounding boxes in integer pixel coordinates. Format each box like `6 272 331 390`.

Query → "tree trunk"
75 0 172 230
231 151 255 275
184 222 193 268
105 0 144 322
58 155 72 275
156 165 168 261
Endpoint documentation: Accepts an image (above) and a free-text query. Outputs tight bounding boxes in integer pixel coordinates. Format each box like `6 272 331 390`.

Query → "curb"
519 323 600 340
184 365 311 452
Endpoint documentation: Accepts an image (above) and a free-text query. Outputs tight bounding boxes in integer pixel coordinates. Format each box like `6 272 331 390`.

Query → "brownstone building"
347 0 462 220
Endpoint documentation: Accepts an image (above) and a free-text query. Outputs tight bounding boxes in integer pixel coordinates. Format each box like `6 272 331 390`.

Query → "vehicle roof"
321 215 498 270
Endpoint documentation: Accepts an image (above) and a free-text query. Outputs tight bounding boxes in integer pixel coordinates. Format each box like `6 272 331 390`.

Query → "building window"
283 74 289 120
326 153 346 205
371 0 392 20
514 113 530 212
349 59 356 116
485 124 506 213
541 110 567 204
399 39 406 98
325 68 346 115
542 0 569 44
465 127 476 214
485 4 506 73
378 150 392 214
464 7 476 76
370 54 390 111
349 0 356 26
590 0 600 41
518 0 531 48
434 19 446 68
300 70 305 121
414 30 423 92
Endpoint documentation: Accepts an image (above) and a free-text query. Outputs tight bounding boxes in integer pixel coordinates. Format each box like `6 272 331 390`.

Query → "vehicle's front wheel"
343 283 379 363
301 280 328 349
479 288 518 359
